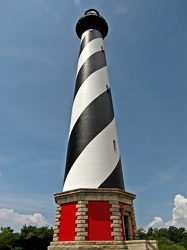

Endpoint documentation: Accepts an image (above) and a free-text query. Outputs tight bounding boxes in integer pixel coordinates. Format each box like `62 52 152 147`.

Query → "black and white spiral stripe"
63 29 125 191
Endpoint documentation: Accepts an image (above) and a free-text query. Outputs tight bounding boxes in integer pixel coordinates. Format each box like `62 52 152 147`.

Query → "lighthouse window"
106 85 110 94
113 140 117 152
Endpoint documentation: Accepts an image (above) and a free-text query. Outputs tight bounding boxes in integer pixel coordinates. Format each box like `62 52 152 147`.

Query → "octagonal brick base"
48 188 137 250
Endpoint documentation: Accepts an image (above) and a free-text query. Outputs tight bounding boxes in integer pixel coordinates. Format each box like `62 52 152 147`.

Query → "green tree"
164 243 186 250
181 232 187 249
167 226 185 243
0 226 53 250
0 227 19 250
137 226 187 250
147 227 153 237
19 225 53 250
158 228 169 238
137 227 147 239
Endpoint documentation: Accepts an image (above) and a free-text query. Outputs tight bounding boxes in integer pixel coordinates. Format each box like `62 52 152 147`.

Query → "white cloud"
40 0 60 19
166 194 187 228
0 208 53 232
146 217 166 229
146 194 187 230
0 155 12 165
0 193 55 213
115 4 127 15
74 0 81 6
26 0 60 19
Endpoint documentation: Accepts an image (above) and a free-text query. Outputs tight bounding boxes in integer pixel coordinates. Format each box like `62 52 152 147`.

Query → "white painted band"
77 38 104 75
69 67 110 135
80 29 93 41
63 119 120 191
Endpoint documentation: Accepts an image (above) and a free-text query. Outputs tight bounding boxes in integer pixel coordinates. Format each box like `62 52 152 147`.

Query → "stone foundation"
48 240 158 250
48 188 139 249
48 240 128 249
48 188 158 250
126 240 158 250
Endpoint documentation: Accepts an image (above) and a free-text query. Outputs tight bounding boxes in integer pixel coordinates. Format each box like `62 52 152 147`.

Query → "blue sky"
0 0 187 231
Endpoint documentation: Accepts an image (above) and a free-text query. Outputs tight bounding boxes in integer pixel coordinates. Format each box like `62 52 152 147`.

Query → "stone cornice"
54 188 136 205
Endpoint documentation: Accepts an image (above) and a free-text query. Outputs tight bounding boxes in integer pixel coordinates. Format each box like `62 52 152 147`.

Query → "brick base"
48 188 137 249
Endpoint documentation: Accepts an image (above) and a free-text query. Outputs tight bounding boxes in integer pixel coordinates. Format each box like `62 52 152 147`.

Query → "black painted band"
99 159 125 190
64 90 114 182
79 29 102 56
74 51 106 99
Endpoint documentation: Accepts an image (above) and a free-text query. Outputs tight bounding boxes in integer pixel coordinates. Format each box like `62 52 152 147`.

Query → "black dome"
76 9 108 39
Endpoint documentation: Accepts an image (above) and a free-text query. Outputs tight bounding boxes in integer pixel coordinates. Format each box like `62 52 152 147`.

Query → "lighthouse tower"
63 9 124 192
48 9 140 250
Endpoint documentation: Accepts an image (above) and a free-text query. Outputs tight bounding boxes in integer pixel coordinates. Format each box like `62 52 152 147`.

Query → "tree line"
137 226 187 250
1 225 187 250
0 226 53 250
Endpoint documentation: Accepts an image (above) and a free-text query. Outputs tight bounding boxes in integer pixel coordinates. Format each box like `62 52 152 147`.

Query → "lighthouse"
63 9 124 192
48 9 158 250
